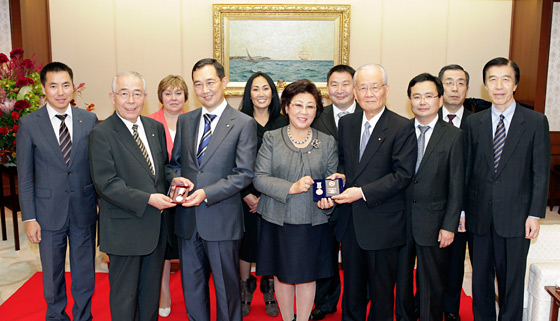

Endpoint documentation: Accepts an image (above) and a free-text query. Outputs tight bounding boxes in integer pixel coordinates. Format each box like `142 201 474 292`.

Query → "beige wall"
49 0 512 120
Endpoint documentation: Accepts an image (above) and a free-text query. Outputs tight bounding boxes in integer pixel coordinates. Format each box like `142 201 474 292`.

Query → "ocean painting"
228 19 336 83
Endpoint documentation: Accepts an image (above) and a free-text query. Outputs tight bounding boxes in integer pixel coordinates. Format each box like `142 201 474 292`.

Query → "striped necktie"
493 114 506 172
132 124 154 175
55 114 71 166
197 113 217 165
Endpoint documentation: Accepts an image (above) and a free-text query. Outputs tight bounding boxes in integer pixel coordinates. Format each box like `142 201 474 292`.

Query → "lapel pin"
378 138 381 141
79 120 82 123
226 124 230 128
152 133 155 136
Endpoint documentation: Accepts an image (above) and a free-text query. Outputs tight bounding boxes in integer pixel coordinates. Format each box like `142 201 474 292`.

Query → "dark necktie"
197 113 217 165
447 114 456 125
132 124 154 175
493 114 506 172
55 114 71 166
359 121 371 161
416 125 430 172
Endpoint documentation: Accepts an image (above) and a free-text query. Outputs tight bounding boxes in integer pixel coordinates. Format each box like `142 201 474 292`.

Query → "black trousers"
314 220 341 312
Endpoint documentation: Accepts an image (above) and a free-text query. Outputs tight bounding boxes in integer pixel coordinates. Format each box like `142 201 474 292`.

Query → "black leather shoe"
445 312 461 321
309 308 336 320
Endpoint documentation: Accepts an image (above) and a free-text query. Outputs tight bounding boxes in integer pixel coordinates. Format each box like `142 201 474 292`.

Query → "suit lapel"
322 106 338 138
110 114 154 179
495 105 525 176
347 110 363 171
70 107 83 169
187 109 202 167
417 119 445 172
355 109 388 177
199 105 235 167
479 110 495 170
142 117 160 179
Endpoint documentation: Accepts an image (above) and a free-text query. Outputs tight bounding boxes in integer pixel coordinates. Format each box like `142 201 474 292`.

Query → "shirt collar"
415 114 439 129
201 99 228 118
332 101 356 116
116 112 143 132
362 106 385 128
491 100 516 122
441 105 464 121
46 103 72 120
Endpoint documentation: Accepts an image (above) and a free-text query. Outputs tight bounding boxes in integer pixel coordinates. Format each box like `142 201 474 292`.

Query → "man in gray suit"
89 71 181 321
310 64 360 321
395 73 464 321
167 59 257 321
17 62 98 321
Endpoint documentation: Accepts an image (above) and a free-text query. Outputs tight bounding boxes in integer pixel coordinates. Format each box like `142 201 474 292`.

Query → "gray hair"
354 64 388 86
111 71 147 93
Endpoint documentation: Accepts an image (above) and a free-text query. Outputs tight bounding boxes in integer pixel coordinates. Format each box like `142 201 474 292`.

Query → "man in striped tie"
167 59 257 321
464 58 551 321
17 62 99 321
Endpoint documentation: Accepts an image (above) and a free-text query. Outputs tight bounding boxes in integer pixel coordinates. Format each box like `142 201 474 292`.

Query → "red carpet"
0 271 473 320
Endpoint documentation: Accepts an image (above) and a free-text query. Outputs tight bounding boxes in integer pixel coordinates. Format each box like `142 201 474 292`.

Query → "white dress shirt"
47 104 73 141
360 107 385 201
441 105 465 128
414 114 439 145
196 99 228 151
333 101 356 128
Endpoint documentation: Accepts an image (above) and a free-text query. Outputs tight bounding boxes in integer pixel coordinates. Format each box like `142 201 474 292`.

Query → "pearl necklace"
287 125 311 145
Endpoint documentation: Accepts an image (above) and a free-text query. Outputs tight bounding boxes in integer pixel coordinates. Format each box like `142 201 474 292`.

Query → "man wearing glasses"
89 71 182 321
331 64 417 321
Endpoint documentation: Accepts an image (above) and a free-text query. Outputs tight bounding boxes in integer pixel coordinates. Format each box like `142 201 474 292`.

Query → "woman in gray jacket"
254 79 337 321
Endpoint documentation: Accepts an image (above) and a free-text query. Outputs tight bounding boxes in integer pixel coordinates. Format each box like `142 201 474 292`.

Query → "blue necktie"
493 114 506 172
359 122 371 161
197 113 217 165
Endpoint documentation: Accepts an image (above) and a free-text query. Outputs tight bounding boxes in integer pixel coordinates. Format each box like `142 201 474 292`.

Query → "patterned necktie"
493 114 506 172
337 111 350 119
55 114 71 166
416 125 430 172
132 124 154 175
197 113 217 165
359 121 371 161
447 114 456 125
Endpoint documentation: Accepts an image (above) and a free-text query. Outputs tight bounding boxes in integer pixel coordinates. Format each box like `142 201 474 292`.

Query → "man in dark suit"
437 64 473 321
310 64 361 321
17 62 98 321
331 64 417 321
465 58 550 321
89 71 181 321
167 59 257 321
395 73 464 321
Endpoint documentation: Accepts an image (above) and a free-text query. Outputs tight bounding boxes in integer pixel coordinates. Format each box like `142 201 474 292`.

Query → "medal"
316 181 323 196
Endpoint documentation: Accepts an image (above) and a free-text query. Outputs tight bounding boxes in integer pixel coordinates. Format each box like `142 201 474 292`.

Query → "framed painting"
213 4 351 96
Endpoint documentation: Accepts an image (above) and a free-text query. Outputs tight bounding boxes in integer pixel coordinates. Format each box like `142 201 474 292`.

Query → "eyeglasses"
411 94 439 103
443 80 466 88
357 84 386 94
115 90 144 100
193 80 218 90
289 103 316 111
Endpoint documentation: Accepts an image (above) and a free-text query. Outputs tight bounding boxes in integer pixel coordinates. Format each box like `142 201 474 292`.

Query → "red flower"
13 140 16 147
15 77 34 87
21 58 34 69
0 127 8 135
14 100 30 110
10 48 24 59
13 125 19 133
0 53 8 63
11 111 19 121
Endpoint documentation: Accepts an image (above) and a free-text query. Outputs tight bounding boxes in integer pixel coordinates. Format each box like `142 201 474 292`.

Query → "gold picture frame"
213 4 351 96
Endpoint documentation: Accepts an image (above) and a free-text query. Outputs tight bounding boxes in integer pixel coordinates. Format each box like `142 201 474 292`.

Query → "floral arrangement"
0 48 94 165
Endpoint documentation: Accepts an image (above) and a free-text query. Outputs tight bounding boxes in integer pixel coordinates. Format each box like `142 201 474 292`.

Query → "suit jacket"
88 113 170 256
312 103 362 141
406 119 464 246
438 107 473 130
336 108 417 250
167 104 257 241
253 127 337 226
17 106 98 230
465 103 550 237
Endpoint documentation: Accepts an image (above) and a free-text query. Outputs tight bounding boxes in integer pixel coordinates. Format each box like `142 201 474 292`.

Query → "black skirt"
256 219 333 283
239 201 260 262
